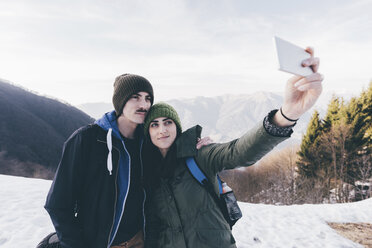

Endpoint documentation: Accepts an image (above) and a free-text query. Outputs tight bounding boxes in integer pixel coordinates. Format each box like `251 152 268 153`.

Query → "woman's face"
149 117 177 157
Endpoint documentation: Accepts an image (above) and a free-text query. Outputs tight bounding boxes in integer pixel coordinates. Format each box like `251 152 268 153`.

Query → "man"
44 74 154 248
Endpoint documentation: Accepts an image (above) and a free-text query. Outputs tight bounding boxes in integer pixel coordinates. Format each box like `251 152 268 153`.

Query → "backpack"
185 157 242 228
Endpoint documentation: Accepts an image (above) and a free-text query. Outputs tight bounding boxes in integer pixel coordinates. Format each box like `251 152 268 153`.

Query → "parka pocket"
196 229 236 247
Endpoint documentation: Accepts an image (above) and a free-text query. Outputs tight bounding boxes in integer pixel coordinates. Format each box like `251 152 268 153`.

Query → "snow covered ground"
0 174 371 248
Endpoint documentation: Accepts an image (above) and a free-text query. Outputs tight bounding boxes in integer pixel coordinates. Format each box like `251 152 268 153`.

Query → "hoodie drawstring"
107 128 113 175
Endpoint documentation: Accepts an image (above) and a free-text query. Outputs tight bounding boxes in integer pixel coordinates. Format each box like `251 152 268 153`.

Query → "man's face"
121 91 152 124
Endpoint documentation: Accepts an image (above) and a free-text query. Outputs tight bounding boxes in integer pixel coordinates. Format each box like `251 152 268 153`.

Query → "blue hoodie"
95 111 145 246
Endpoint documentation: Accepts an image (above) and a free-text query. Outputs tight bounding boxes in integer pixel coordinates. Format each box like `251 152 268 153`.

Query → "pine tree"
297 83 372 202
346 82 372 182
297 110 323 177
364 83 372 151
323 96 342 131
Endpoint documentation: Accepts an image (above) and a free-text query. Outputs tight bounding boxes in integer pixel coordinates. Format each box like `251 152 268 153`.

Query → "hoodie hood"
95 110 145 141
94 111 120 176
95 111 123 141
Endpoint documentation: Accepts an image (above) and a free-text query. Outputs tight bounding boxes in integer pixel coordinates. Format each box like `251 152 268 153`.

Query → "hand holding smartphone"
274 36 314 77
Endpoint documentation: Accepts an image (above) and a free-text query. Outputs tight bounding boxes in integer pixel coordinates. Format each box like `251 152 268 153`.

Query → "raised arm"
197 47 323 176
196 114 290 175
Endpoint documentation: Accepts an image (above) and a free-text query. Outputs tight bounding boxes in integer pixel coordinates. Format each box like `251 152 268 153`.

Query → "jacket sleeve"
44 128 87 248
196 120 290 176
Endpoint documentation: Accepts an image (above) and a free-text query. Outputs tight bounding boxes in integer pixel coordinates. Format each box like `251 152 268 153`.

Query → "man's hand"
196 137 213 149
274 47 324 127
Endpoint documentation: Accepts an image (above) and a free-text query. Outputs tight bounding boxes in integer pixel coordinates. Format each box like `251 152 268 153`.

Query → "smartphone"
274 36 313 76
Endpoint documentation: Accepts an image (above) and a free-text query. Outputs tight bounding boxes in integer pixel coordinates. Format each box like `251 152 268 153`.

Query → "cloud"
0 0 371 104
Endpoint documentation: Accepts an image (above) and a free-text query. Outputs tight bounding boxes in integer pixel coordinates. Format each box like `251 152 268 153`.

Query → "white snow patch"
0 174 371 248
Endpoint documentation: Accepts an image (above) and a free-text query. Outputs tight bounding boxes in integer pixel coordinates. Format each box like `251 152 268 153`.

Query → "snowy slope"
0 174 371 248
0 175 54 247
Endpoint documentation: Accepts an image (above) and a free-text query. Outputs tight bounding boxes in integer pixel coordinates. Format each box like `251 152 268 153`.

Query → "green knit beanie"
144 102 182 136
112 74 154 116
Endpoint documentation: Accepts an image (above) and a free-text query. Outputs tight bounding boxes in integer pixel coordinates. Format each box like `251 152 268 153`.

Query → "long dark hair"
142 134 178 190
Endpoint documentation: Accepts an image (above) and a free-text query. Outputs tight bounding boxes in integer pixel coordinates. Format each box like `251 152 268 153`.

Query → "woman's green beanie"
144 102 182 135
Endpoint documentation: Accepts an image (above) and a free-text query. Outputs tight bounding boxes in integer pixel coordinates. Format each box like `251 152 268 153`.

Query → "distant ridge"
0 79 94 179
78 102 113 120
79 92 318 144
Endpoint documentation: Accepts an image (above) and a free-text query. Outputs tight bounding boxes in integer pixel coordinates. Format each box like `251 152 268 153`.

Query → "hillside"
0 79 94 179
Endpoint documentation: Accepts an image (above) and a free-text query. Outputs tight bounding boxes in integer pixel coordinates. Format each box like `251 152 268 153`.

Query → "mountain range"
1 77 349 179
78 92 328 145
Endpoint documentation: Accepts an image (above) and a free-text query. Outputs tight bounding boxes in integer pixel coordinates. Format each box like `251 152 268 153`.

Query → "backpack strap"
185 157 234 229
185 157 223 194
185 157 242 229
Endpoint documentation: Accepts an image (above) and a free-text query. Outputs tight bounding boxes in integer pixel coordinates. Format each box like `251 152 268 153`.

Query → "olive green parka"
144 121 289 248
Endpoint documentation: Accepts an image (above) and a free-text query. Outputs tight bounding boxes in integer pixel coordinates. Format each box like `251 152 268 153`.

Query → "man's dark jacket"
45 111 145 248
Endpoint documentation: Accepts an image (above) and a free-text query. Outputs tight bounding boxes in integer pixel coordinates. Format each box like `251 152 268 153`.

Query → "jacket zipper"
139 140 147 239
97 139 122 248
107 140 132 247
99 133 146 247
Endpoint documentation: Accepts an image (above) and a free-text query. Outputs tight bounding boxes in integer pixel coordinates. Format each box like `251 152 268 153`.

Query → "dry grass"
328 222 372 247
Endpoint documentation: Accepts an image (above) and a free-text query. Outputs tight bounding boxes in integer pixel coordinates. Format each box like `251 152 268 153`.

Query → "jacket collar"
95 111 120 139
176 125 202 158
95 110 144 141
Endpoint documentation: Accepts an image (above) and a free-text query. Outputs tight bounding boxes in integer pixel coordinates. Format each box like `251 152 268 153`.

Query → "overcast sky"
1 0 371 105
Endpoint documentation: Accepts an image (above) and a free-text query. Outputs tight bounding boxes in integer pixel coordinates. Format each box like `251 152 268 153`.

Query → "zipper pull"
107 128 113 175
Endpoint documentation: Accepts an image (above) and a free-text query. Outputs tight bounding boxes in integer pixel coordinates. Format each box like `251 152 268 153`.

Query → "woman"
142 102 293 248
142 46 322 248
